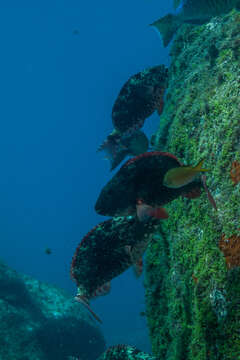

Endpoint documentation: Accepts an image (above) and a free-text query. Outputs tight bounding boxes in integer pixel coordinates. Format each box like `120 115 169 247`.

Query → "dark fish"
112 65 168 133
45 248 52 255
95 151 202 217
71 216 158 323
99 65 168 169
151 0 240 47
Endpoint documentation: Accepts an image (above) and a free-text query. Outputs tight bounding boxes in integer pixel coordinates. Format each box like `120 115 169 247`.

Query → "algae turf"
97 344 156 360
146 9 240 360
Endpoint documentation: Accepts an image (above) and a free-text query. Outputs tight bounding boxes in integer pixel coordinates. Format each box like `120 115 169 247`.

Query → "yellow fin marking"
194 159 209 172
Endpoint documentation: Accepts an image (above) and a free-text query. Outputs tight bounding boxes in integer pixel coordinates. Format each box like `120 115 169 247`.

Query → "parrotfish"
95 151 203 219
151 0 240 47
163 159 209 188
71 216 158 323
99 65 168 169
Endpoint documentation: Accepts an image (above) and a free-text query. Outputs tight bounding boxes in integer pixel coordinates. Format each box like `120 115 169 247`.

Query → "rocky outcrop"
97 344 155 360
0 260 105 360
145 10 240 360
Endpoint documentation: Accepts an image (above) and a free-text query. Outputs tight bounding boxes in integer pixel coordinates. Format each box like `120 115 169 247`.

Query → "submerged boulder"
0 260 105 360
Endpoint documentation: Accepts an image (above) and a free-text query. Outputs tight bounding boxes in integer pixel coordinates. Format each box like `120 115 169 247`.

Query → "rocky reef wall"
145 10 240 360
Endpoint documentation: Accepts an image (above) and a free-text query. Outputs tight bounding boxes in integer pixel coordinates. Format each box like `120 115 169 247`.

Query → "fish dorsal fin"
194 159 209 172
173 0 181 9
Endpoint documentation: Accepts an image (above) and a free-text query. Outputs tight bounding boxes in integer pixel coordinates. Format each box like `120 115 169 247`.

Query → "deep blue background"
0 0 173 352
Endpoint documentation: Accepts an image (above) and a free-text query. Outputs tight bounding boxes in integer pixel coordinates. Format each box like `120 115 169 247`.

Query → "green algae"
146 10 240 360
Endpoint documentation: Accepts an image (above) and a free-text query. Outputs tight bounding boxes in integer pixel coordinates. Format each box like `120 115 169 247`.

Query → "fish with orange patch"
95 151 203 219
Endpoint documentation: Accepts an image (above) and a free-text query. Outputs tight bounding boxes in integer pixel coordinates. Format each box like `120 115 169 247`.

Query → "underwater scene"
0 0 240 359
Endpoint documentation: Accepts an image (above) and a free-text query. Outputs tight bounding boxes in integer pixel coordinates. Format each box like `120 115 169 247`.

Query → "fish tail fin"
194 159 209 172
150 14 179 47
98 134 127 171
74 295 102 324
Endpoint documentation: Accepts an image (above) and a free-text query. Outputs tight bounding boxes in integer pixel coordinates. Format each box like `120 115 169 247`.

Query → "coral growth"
145 9 240 360
219 232 240 268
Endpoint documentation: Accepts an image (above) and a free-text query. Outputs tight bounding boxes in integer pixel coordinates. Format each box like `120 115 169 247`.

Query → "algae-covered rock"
146 10 240 360
97 344 156 360
0 260 105 359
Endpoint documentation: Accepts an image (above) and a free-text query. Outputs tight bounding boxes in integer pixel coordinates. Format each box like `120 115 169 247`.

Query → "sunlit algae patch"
145 10 240 360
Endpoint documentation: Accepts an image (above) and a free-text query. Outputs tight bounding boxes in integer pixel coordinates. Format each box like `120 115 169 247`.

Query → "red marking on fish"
92 282 111 298
133 257 143 277
182 187 201 199
150 207 169 219
136 199 169 221
124 151 181 168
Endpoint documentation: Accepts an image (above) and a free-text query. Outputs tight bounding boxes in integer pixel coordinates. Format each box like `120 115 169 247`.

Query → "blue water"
0 0 172 353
